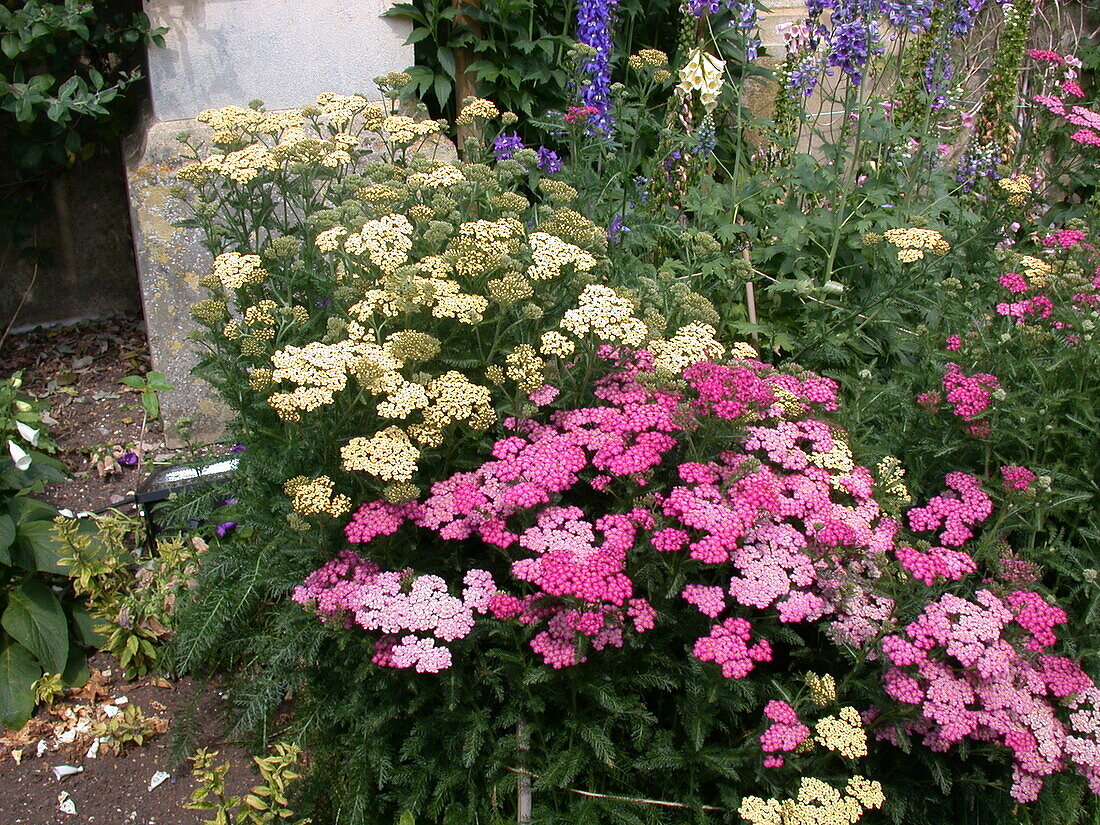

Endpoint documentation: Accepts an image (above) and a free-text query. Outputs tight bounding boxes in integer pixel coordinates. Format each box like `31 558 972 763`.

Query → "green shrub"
0 372 91 727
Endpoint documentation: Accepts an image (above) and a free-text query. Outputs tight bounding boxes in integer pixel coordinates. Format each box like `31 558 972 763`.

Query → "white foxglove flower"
677 49 726 113
15 419 40 446
8 440 31 471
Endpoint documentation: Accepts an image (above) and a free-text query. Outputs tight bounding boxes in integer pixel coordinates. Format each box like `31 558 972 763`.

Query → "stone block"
124 113 227 445
145 0 413 122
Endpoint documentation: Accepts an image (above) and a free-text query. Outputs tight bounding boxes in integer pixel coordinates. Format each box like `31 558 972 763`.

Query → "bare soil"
0 656 255 825
1 312 174 513
0 314 257 824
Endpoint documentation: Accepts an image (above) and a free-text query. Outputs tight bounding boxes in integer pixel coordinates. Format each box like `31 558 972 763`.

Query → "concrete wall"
1 150 141 333
145 0 413 121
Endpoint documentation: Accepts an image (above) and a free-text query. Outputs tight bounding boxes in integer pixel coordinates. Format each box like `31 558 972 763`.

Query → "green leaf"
0 514 14 558
144 372 173 392
437 47 456 80
0 643 39 729
2 581 70 673
65 600 105 648
12 520 66 574
142 393 160 420
62 646 88 688
9 496 56 524
119 376 147 388
432 74 452 108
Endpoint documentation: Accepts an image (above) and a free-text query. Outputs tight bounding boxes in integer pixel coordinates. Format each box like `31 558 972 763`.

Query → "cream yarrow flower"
739 775 883 825
806 672 837 706
384 330 441 363
205 144 278 184
883 227 950 261
1017 254 1053 287
538 178 578 205
998 174 1032 206
526 232 597 281
560 285 647 347
341 427 420 481
344 214 414 274
876 455 912 505
650 322 725 379
382 115 444 146
539 330 576 358
315 92 369 128
845 777 885 809
409 163 466 189
409 372 494 447
450 218 525 278
629 48 669 70
283 475 351 518
196 105 265 143
212 252 267 290
455 97 500 125
505 345 546 393
315 226 349 252
815 707 868 758
375 379 430 420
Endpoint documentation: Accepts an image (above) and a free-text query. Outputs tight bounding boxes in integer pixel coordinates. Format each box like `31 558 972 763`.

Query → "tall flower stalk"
575 0 620 135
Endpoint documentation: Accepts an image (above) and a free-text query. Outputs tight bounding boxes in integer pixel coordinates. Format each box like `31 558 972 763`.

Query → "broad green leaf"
9 495 56 524
432 74 451 108
142 393 160 420
144 372 173 392
12 519 66 574
0 514 14 555
0 643 39 729
120 375 147 388
65 599 105 648
436 46 456 80
62 646 88 688
1 581 69 673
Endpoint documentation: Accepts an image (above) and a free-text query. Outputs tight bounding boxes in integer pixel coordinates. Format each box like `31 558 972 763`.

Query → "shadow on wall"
1 147 142 334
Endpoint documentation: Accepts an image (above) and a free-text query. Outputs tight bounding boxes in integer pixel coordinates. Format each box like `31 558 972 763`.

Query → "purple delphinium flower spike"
493 132 525 161
575 0 620 135
536 147 563 172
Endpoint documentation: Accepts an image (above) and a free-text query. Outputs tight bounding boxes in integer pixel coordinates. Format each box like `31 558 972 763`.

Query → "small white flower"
15 420 40 446
8 440 31 471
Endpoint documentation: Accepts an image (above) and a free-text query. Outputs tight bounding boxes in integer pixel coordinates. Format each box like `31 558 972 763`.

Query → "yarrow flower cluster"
739 775 884 825
939 363 1000 434
285 333 1100 802
991 231 1100 340
906 472 992 547
311 348 904 678
292 550 497 672
759 700 810 767
1028 50 1099 147
883 227 951 262
880 587 1100 802
1001 464 1037 492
